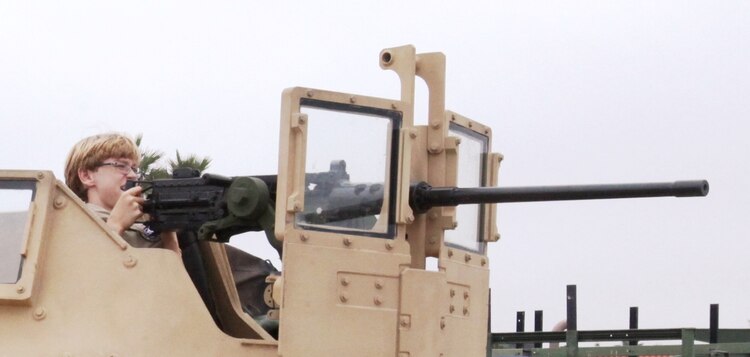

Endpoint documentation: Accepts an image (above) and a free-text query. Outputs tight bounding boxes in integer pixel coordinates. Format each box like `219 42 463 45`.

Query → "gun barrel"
411 180 709 213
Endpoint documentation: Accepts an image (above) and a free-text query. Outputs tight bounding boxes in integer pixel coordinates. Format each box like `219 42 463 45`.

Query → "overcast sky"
1 1 748 333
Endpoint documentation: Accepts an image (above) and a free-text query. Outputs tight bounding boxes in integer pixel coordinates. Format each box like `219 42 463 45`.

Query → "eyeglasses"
97 162 142 177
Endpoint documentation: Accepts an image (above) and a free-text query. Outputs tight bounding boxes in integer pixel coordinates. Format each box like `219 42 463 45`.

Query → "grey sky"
1 1 748 332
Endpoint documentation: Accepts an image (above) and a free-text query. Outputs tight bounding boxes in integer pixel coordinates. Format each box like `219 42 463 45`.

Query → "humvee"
0 45 709 356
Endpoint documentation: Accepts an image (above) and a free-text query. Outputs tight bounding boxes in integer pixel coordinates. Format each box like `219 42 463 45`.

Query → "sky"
1 1 748 333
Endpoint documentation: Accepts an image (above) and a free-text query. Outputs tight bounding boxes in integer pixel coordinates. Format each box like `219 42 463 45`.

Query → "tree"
135 133 211 179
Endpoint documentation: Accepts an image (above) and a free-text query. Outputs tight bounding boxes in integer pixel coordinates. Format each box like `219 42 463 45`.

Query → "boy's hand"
107 186 145 235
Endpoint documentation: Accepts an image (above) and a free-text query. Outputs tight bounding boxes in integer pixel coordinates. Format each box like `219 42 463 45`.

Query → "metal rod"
516 311 525 349
710 304 719 343
567 285 577 331
535 310 543 348
629 307 639 346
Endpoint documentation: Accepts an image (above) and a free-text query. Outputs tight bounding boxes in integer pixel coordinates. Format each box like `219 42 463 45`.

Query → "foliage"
135 133 211 180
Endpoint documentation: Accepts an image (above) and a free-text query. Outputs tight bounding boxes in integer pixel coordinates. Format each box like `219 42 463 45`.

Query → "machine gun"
128 161 708 244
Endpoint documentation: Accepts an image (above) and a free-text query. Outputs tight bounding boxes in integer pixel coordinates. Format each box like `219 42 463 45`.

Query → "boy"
64 133 180 253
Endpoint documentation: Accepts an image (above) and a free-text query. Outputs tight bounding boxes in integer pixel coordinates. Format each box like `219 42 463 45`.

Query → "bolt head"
33 307 46 320
123 255 138 268
53 196 67 209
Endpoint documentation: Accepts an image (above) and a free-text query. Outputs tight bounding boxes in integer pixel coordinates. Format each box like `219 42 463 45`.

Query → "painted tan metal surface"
1 46 501 356
275 45 498 357
0 173 277 355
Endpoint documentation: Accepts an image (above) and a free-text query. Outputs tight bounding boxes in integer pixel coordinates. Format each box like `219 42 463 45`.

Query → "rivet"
297 116 306 126
484 129 490 134
306 90 313 97
292 202 302 211
400 317 409 327
385 242 394 250
464 254 472 262
431 121 441 129
409 130 417 139
447 249 454 257
374 296 382 306
16 286 25 294
451 114 456 121
343 237 352 247
53 196 67 209
450 289 455 297
440 317 446 329
349 96 357 103
494 233 501 240
339 294 348 303
123 255 137 268
36 172 45 180
300 234 309 242
450 305 455 313
391 103 398 110
428 144 440 154
468 121 473 128
455 137 461 145
464 291 469 299
375 280 383 289
463 307 469 315
33 307 46 320
340 277 349 286
481 258 487 266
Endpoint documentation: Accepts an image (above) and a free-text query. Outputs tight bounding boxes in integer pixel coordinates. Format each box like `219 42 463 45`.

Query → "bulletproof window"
295 98 401 238
0 180 36 284
445 123 488 254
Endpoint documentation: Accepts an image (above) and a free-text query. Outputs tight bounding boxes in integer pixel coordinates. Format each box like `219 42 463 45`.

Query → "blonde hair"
64 133 141 200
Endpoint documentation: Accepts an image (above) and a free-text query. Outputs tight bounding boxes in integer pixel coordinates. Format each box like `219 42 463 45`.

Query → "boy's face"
80 157 139 210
